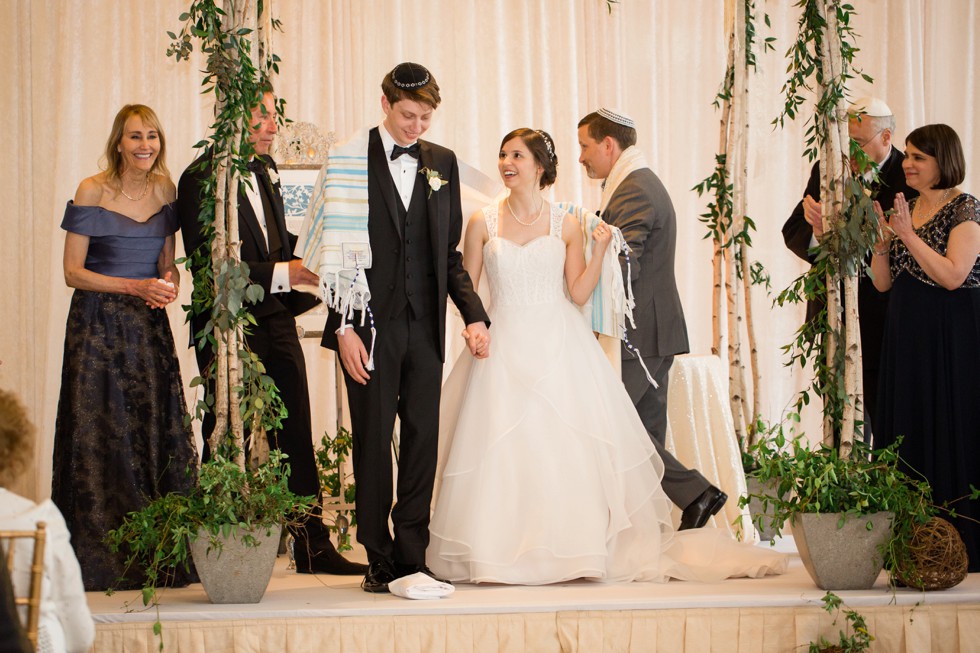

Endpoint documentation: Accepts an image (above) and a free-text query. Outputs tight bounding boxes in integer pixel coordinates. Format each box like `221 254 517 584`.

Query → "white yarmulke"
849 96 893 117
597 108 636 128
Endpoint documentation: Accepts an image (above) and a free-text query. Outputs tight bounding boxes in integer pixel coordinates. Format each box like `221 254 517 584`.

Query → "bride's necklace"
506 197 546 227
915 187 954 222
120 174 150 202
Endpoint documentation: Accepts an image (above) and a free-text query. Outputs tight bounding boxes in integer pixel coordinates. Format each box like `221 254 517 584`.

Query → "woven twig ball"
896 517 969 591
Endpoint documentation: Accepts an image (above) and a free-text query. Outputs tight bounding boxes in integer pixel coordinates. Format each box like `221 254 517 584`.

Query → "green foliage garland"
772 0 883 446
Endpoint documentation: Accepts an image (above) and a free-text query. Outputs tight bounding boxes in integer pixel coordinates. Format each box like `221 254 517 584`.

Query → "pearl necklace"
506 197 546 227
915 187 954 223
120 175 150 202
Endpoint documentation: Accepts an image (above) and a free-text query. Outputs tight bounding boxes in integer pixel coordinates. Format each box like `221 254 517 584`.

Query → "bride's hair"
500 128 558 189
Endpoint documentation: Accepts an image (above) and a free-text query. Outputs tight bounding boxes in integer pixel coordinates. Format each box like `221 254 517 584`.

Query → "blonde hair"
102 104 170 183
0 388 35 486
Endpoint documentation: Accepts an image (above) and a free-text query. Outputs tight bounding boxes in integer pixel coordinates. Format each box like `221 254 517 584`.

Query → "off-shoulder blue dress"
51 202 198 591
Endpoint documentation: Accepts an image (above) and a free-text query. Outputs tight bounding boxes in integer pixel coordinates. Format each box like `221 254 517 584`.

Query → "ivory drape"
3 0 978 499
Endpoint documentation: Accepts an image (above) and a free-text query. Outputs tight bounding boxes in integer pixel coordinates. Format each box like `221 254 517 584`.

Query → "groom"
577 108 728 530
311 63 490 593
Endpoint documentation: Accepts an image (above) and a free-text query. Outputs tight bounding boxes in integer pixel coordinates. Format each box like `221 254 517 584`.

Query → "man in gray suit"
577 109 726 530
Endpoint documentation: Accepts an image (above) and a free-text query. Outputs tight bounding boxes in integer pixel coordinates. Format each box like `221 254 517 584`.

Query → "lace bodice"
889 193 980 288
482 203 567 307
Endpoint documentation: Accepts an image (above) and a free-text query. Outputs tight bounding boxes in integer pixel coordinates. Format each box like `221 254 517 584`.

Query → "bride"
427 129 786 584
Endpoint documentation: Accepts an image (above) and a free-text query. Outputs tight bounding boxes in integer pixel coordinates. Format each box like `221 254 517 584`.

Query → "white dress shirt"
243 168 291 293
378 124 419 211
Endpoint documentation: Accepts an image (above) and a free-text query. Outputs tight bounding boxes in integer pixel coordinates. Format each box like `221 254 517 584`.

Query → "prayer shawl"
593 144 661 388
599 145 650 213
295 127 376 366
555 202 634 340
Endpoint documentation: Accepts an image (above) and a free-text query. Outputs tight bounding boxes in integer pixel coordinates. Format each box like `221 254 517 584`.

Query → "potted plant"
314 427 357 552
108 450 312 606
740 430 934 590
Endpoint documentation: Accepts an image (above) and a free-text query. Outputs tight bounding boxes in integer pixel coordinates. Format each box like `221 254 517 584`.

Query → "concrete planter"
190 523 282 604
791 511 893 590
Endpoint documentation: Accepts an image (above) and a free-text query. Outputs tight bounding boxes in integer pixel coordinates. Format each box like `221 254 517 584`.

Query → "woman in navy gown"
872 123 980 572
51 105 198 591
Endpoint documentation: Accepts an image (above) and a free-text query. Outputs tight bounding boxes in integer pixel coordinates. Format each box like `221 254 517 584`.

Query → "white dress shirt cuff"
272 262 291 294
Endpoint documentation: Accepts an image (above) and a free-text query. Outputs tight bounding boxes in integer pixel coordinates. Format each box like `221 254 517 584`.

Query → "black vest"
391 173 437 319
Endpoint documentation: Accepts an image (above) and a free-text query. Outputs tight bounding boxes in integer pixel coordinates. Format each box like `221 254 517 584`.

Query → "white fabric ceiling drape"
2 0 978 498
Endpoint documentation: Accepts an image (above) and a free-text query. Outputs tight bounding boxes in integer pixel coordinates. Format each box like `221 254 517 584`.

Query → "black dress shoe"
361 559 396 593
294 543 369 575
679 485 728 531
397 564 452 585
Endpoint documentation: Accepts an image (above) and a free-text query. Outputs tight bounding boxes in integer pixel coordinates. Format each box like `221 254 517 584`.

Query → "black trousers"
622 354 709 509
193 309 319 499
343 308 443 568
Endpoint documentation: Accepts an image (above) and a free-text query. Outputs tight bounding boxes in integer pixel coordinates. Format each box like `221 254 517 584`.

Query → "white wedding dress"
427 204 787 584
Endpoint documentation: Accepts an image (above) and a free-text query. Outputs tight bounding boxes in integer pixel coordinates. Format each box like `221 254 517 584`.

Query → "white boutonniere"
268 167 280 186
419 167 446 197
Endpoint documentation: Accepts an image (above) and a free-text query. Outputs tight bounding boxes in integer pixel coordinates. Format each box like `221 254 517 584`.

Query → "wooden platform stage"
85 537 980 652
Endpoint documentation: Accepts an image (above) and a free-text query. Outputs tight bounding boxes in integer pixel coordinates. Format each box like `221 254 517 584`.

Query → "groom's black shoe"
361 559 397 593
294 542 368 575
397 563 452 586
679 485 728 531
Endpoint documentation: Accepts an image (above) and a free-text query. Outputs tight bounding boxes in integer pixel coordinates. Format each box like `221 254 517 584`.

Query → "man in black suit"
782 97 916 439
319 63 490 593
176 89 366 576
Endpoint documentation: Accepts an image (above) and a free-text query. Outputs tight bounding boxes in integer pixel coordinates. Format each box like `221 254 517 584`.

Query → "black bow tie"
390 143 420 161
247 157 267 174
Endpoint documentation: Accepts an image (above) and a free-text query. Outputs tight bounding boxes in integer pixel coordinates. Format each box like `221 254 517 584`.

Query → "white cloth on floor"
387 572 455 600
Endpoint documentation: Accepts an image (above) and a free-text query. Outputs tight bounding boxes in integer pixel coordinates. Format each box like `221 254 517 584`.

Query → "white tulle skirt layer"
427 299 787 585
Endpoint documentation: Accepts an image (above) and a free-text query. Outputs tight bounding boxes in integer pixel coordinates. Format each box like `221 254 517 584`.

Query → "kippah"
597 107 635 128
849 96 893 118
391 62 431 89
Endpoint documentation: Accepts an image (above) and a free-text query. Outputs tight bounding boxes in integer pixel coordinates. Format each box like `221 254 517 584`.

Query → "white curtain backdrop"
2 0 978 499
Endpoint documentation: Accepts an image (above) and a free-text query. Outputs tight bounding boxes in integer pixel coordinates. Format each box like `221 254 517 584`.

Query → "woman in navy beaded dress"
871 123 980 572
51 105 198 591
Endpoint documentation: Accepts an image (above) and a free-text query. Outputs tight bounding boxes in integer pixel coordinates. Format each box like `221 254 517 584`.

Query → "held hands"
463 322 491 359
288 259 320 287
135 271 178 309
802 195 824 238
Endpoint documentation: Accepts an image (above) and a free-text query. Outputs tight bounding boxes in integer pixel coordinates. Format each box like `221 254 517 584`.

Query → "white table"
665 354 755 541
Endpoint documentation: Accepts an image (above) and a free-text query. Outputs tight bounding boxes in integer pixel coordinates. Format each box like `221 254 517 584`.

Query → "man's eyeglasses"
854 128 884 148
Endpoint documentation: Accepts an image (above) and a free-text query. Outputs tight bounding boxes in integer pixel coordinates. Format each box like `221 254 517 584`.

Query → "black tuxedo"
320 127 488 568
781 145 916 433
175 153 320 497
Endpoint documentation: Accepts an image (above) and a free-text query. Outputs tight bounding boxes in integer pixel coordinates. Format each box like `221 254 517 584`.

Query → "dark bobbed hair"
103 104 169 182
500 128 558 189
906 124 966 189
381 65 441 109
577 112 637 150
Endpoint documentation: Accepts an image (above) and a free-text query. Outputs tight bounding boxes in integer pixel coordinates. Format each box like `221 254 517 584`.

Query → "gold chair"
1 521 47 650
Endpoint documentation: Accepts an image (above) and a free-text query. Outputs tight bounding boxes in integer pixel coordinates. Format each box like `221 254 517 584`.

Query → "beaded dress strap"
549 203 564 238
483 204 499 239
